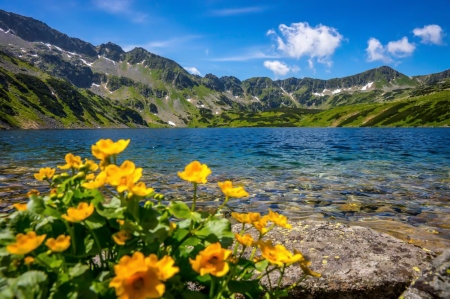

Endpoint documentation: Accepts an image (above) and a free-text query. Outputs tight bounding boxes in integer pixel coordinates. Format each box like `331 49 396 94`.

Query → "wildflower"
85 173 95 180
105 161 143 193
82 171 107 189
34 167 55 181
128 182 154 198
62 202 94 222
24 256 34 265
117 219 125 226
58 153 82 170
293 249 321 277
190 242 231 277
82 159 99 172
267 209 292 229
257 240 303 267
252 219 269 234
92 139 130 160
27 189 40 197
109 252 178 299
178 161 211 184
234 233 255 247
231 212 261 224
113 230 131 245
218 181 249 198
12 203 27 211
45 235 71 252
7 231 46 255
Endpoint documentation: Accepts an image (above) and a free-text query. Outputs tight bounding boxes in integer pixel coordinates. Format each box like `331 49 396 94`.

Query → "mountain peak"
96 42 125 61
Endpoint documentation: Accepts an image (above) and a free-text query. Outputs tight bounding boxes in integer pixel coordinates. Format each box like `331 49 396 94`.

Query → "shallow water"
1 128 449 252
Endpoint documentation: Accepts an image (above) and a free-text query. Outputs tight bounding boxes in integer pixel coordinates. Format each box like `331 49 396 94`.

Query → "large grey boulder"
401 249 450 299
232 220 435 299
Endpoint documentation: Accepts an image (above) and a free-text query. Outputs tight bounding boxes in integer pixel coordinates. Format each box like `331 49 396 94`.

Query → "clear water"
1 128 449 251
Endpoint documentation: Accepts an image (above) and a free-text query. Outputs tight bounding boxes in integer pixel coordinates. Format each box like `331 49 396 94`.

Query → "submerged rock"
233 220 435 299
401 249 450 299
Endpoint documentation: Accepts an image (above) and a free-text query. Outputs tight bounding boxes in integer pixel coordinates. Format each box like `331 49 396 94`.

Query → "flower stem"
277 265 286 288
191 182 198 212
85 223 105 268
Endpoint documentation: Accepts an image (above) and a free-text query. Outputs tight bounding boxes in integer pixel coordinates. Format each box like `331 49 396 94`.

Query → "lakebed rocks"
232 220 436 299
401 249 450 299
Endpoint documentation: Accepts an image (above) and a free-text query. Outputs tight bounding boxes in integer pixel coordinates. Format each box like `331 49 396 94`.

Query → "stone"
401 249 450 299
232 220 435 299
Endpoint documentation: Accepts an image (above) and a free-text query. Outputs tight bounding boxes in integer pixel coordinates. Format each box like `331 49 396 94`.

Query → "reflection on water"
1 128 449 252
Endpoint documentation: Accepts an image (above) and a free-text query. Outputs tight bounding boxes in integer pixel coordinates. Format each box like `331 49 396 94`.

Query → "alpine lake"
1 128 449 252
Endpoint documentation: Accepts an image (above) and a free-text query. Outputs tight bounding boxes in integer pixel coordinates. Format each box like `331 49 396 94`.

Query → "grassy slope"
0 51 152 129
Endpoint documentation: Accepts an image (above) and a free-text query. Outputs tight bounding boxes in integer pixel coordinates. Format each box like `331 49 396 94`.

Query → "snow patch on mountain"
361 82 373 91
332 89 342 94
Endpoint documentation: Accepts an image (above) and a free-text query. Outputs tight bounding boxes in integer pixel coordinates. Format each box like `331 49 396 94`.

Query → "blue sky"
1 0 449 80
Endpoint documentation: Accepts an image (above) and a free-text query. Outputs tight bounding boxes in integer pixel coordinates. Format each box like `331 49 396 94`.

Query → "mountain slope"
0 9 449 128
0 49 162 129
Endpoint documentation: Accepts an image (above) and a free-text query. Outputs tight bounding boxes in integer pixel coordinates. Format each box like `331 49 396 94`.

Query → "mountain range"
0 9 449 129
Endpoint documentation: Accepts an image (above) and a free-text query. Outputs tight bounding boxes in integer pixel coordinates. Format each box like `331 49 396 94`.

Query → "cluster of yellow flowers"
4 138 319 299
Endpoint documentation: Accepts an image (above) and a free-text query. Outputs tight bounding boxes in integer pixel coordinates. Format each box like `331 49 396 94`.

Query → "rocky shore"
233 220 449 298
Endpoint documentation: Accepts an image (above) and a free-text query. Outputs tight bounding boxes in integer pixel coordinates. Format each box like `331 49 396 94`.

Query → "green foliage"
0 140 319 299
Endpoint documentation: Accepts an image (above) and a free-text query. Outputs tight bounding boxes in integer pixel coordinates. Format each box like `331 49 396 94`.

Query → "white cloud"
268 22 343 67
184 67 201 76
387 37 415 57
366 38 392 63
93 0 147 23
291 65 300 73
263 60 301 77
210 6 266 16
413 24 444 45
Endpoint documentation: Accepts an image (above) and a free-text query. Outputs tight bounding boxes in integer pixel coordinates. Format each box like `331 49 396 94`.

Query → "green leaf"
62 190 74 205
36 253 62 269
182 290 207 299
194 218 234 247
11 270 48 299
168 201 191 219
69 263 89 278
84 212 106 229
228 280 261 296
27 195 46 214
255 259 269 272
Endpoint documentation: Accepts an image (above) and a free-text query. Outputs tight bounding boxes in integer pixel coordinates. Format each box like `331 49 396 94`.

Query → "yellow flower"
105 161 143 193
218 181 249 198
257 240 303 267
62 202 94 222
24 256 34 265
252 218 269 234
7 231 46 255
82 159 99 172
128 182 154 198
27 189 40 197
231 212 261 224
178 161 211 184
117 219 125 226
45 235 71 252
190 242 231 277
34 167 55 181
294 249 321 277
85 173 95 180
267 209 292 229
92 139 130 160
12 203 27 211
234 233 255 247
82 171 107 189
58 153 82 170
109 252 179 299
113 230 131 245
